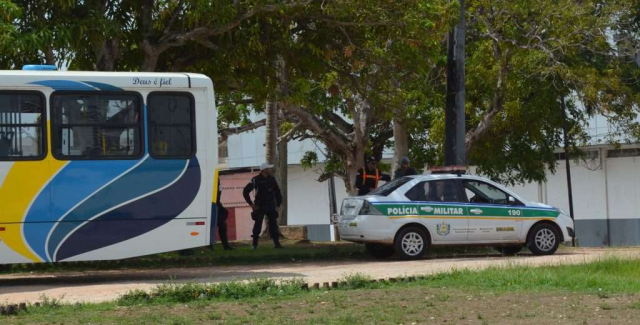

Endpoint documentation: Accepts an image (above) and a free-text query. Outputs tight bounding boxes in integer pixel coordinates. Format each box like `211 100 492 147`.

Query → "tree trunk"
276 136 288 226
44 47 55 66
96 38 120 71
140 44 160 72
392 114 409 177
265 101 278 164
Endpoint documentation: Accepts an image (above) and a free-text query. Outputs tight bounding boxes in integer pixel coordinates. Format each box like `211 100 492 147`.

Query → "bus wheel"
494 246 522 256
528 224 560 255
365 243 394 259
394 227 429 260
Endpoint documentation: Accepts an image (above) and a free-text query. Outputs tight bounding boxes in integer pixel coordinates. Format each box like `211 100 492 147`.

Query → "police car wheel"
365 243 394 259
494 246 522 256
528 224 560 255
394 227 429 260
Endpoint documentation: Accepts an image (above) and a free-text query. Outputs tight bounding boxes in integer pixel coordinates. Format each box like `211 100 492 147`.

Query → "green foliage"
339 273 373 290
118 278 307 305
1 0 638 185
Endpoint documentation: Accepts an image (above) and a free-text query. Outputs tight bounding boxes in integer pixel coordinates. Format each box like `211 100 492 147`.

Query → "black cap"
366 156 377 163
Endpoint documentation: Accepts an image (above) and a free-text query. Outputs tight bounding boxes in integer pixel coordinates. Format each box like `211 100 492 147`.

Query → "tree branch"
277 122 303 145
219 118 266 142
217 98 256 106
281 103 352 156
322 111 354 134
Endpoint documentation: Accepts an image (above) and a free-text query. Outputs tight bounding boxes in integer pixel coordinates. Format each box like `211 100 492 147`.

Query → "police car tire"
365 243 395 259
394 227 430 260
494 246 522 256
528 223 560 255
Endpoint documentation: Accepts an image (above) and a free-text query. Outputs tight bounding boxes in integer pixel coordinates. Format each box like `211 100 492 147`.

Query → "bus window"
51 93 142 159
0 92 46 160
147 92 195 158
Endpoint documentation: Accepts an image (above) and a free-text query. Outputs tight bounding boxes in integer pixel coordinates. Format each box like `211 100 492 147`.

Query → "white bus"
0 66 219 264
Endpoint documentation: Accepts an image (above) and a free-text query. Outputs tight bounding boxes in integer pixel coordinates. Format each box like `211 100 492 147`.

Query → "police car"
338 166 575 259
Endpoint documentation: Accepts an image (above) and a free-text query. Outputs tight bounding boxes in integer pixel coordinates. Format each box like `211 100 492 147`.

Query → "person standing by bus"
243 163 284 249
214 180 233 250
355 157 391 195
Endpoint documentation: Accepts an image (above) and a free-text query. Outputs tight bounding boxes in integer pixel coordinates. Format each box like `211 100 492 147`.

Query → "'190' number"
508 210 521 216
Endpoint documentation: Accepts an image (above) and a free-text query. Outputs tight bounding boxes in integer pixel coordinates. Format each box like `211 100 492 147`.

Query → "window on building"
51 93 142 159
607 148 640 158
147 93 195 158
405 180 462 202
0 92 45 160
218 140 228 164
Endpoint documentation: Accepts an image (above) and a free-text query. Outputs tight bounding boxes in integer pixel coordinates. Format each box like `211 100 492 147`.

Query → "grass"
0 240 496 275
4 257 640 324
0 240 367 274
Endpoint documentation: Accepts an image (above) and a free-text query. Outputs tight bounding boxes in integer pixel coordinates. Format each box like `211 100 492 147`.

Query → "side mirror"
508 196 519 206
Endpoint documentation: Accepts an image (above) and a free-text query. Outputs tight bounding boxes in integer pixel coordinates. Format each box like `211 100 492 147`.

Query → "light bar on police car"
429 165 467 174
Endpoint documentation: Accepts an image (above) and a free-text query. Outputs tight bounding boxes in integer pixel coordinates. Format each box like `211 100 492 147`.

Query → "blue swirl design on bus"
45 157 192 260
23 160 137 261
28 80 124 91
55 157 201 261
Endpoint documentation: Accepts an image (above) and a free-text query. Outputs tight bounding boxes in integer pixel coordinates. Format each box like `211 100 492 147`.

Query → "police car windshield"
368 177 413 196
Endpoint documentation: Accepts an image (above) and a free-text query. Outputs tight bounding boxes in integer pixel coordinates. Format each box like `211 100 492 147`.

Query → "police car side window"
405 181 428 201
463 181 511 205
405 180 461 202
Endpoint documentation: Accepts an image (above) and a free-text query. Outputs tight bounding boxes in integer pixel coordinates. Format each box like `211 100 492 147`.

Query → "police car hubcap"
401 232 424 256
535 229 556 251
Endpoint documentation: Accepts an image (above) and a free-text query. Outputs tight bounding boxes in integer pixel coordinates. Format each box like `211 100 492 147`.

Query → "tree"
461 0 640 184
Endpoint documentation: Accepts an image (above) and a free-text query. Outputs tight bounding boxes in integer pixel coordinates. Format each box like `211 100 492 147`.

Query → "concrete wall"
496 148 640 247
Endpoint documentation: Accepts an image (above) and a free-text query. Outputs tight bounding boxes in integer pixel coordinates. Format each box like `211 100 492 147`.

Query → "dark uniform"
215 181 232 250
355 167 391 195
394 166 418 179
243 174 283 248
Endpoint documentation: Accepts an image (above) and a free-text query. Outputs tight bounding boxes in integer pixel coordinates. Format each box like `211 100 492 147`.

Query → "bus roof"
0 70 212 90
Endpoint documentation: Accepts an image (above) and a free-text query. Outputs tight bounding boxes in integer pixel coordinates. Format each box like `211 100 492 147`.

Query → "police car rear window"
368 177 412 196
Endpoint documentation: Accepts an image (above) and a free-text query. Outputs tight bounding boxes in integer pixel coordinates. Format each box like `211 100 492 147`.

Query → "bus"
0 66 219 264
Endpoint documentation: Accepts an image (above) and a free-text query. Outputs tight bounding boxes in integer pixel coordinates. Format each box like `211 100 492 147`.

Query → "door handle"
470 208 483 214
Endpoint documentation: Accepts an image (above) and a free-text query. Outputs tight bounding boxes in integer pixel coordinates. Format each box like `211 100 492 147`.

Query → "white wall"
286 164 350 226
544 159 608 220
283 152 640 225
606 156 640 220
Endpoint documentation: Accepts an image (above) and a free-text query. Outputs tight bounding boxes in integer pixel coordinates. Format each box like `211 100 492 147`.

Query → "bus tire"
394 226 429 260
365 243 394 259
528 223 560 255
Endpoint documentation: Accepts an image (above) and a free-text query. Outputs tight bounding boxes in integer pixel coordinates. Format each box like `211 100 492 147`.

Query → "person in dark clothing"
243 163 283 249
394 156 418 179
355 157 391 196
214 180 233 250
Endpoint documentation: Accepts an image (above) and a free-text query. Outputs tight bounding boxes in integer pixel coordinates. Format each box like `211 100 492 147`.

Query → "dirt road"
1 247 639 304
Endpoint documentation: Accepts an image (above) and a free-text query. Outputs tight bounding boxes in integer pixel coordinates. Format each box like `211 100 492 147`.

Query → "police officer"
355 157 391 195
394 156 418 179
214 180 233 250
243 163 284 249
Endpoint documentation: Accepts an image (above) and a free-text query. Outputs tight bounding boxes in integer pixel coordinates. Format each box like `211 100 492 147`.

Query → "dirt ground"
1 247 639 305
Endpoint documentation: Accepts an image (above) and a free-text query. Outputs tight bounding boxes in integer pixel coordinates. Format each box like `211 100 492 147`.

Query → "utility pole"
444 0 466 166
561 96 576 247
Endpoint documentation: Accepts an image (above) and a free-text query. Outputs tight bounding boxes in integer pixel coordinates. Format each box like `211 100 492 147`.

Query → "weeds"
118 278 307 305
600 303 614 310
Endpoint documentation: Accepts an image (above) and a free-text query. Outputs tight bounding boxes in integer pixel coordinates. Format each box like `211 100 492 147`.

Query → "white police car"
338 167 574 259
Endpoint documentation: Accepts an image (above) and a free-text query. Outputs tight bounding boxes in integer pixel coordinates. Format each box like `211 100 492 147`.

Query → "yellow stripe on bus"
211 169 219 204
0 122 66 262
